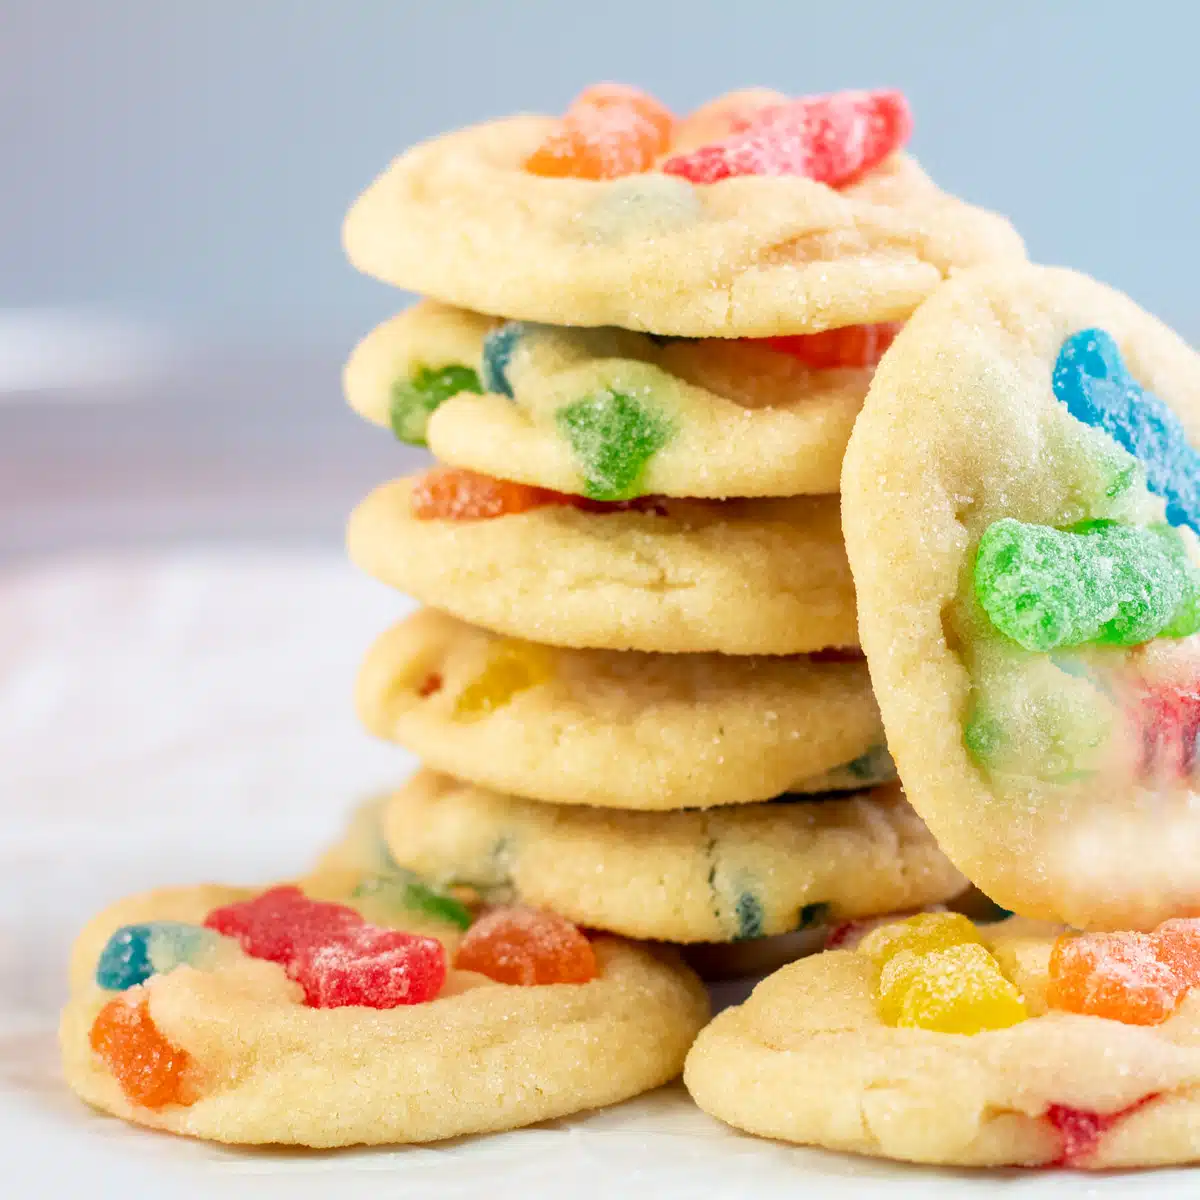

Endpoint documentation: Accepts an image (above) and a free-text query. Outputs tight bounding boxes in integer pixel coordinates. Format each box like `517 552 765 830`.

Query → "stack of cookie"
62 87 1200 1169
338 84 1025 972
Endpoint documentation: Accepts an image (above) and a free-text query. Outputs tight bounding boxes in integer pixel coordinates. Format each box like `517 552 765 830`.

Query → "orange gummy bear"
454 906 597 986
760 323 903 371
89 995 192 1108
409 467 563 520
1153 918 1200 981
525 83 674 180
1047 932 1184 1025
409 467 669 521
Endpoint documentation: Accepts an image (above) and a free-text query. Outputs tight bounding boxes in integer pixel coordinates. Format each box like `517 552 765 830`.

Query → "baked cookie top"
686 911 1200 1169
347 472 859 654
343 85 1024 337
62 877 707 1146
378 771 965 944
842 263 1200 929
345 300 898 498
357 608 889 809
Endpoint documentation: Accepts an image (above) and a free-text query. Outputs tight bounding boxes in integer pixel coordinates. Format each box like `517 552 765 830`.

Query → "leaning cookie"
356 609 889 809
61 881 708 1146
344 86 1023 337
346 299 892 498
686 911 1200 1169
347 473 858 655
378 771 966 944
842 263 1200 929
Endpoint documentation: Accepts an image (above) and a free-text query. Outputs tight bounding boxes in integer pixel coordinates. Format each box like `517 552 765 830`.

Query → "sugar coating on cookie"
347 474 859 655
345 300 889 498
62 881 708 1145
376 771 965 943
343 86 1024 337
842 263 1200 929
356 609 887 809
685 913 1200 1168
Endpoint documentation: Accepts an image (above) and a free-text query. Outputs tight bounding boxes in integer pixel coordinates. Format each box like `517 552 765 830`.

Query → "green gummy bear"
353 871 472 930
733 891 765 941
389 364 482 446
974 518 1200 652
556 389 670 501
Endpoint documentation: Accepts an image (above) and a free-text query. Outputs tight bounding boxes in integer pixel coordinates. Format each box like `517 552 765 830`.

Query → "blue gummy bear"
1053 329 1200 535
95 921 215 990
481 322 523 398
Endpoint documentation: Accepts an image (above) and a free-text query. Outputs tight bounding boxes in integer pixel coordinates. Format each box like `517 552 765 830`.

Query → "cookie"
346 300 891 498
347 474 858 654
686 911 1200 1169
842 263 1200 929
343 86 1023 338
356 609 890 809
313 793 896 981
377 770 966 944
61 881 708 1146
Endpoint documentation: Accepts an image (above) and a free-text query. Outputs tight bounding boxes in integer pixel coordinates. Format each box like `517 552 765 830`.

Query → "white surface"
1 552 1194 1197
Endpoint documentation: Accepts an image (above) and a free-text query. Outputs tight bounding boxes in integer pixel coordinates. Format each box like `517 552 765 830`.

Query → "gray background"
3 0 1198 555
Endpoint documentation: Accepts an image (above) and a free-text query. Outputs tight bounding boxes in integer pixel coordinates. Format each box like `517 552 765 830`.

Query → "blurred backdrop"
4 0 1198 558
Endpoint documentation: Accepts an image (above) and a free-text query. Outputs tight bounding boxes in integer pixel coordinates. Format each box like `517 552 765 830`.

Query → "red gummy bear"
293 926 447 1008
760 322 903 370
661 88 911 188
205 885 361 965
1046 1096 1158 1167
205 886 446 1008
1134 682 1200 778
454 906 597 987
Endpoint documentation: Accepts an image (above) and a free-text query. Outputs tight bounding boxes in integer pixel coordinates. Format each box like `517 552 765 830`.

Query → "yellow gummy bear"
454 640 554 719
858 911 982 967
877 942 1028 1034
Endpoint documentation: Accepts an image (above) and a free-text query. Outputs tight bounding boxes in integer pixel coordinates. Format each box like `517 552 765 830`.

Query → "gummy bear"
95 921 223 990
556 390 671 501
670 89 787 153
90 995 192 1109
974 518 1200 652
859 911 983 967
291 924 447 1008
1046 1096 1159 1168
481 322 523 397
1133 683 1200 778
409 467 566 520
877 942 1028 1034
1046 932 1183 1025
454 639 554 719
525 84 674 180
416 672 443 698
733 892 765 941
389 364 482 446
454 906 597 986
354 871 473 931
205 886 446 1008
1153 916 1200 965
1054 329 1200 536
409 467 671 521
661 89 911 187
761 322 902 370
205 886 361 966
